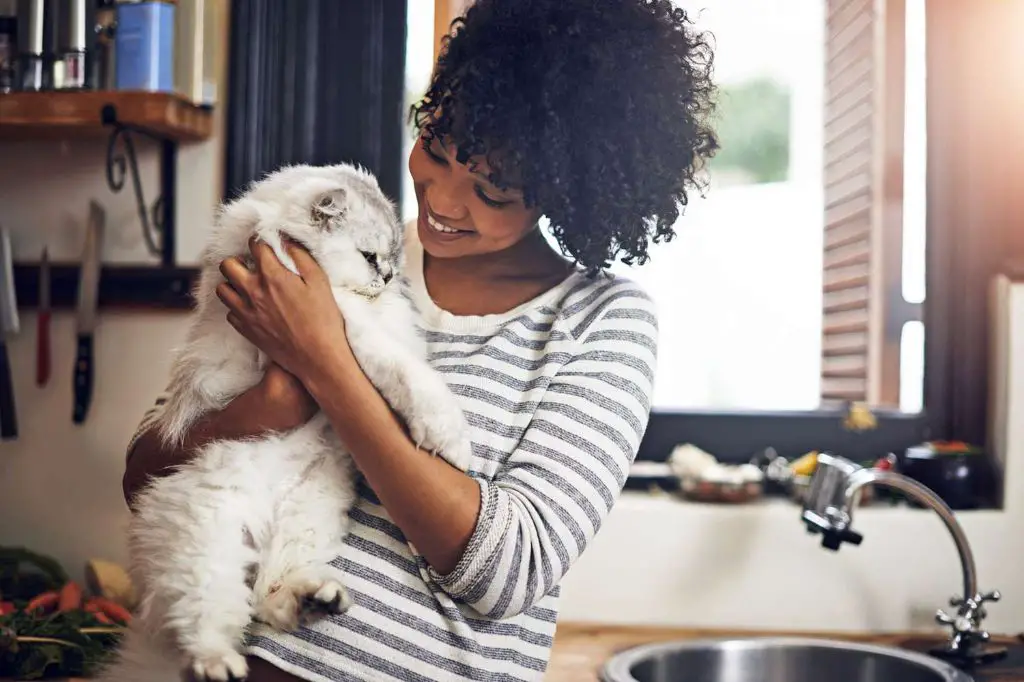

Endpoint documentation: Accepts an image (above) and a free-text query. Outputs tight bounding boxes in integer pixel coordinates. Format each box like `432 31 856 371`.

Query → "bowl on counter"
669 444 764 504
678 471 763 504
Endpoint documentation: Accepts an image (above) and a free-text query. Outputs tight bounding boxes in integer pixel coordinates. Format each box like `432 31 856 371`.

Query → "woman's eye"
475 187 513 209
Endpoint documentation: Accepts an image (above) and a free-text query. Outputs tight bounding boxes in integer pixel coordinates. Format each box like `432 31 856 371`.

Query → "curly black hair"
410 0 718 274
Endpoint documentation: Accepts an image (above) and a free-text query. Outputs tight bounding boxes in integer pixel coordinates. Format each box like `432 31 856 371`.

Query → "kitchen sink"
599 637 974 682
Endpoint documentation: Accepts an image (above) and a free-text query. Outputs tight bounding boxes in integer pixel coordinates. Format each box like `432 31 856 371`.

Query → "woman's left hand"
217 237 350 384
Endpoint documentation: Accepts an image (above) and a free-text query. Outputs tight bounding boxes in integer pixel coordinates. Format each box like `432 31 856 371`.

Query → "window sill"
614 489 1005 517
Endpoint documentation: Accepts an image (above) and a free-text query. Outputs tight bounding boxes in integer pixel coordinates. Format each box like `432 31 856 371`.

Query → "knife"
72 201 105 425
36 247 51 387
0 226 19 440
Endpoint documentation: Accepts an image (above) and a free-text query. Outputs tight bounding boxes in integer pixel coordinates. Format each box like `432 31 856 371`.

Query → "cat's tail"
90 625 182 682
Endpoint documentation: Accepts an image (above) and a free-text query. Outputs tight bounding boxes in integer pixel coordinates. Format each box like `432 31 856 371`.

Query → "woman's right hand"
257 362 319 431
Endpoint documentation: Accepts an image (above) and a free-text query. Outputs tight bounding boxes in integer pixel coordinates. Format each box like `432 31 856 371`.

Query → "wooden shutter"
821 0 905 406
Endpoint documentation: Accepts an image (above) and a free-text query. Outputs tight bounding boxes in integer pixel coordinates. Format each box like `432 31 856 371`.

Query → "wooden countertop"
547 623 1024 681
12 624 1022 680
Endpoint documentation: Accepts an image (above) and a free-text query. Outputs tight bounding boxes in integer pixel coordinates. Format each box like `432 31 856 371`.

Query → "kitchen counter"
547 623 1024 681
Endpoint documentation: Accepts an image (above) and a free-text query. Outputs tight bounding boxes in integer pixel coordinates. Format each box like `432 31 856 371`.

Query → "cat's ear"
311 189 346 229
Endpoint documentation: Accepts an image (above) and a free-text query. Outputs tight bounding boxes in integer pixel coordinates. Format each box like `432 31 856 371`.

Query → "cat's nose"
382 271 393 284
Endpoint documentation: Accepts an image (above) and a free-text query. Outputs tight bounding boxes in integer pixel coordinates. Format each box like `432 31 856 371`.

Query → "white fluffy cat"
95 163 472 682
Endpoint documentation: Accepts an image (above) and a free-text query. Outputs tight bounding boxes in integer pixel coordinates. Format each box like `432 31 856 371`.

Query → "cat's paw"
409 419 473 472
438 434 474 472
299 579 352 622
255 574 351 632
186 651 248 682
405 388 472 471
410 413 472 472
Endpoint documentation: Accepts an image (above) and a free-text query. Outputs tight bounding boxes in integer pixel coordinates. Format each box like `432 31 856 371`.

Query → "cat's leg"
251 431 357 632
129 442 263 681
342 304 473 472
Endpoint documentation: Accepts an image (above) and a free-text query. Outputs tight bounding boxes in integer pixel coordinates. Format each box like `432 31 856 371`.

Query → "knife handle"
72 334 93 424
0 344 17 440
36 310 50 386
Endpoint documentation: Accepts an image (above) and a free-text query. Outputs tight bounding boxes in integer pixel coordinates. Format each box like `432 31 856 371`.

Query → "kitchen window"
616 0 933 466
415 0 1015 477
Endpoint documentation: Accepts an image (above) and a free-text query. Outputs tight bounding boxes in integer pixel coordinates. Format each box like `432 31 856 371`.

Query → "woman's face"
408 132 540 259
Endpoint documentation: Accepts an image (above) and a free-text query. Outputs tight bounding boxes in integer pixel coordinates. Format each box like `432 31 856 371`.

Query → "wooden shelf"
0 91 213 142
13 263 199 311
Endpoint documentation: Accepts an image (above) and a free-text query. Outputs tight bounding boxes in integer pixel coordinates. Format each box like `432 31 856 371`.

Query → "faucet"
801 452 1006 665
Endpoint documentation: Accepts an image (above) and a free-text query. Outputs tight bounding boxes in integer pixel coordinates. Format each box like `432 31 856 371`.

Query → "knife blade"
0 226 19 440
72 201 105 425
36 246 51 387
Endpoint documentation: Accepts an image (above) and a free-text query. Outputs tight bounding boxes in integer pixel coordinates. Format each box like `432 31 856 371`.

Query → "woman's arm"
122 364 318 506
302 342 482 575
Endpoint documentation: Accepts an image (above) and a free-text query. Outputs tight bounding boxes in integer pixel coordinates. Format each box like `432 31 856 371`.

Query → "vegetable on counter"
57 582 82 614
84 559 137 612
789 451 819 477
0 547 132 679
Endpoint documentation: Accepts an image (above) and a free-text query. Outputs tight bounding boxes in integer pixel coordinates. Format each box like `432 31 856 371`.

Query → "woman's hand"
216 237 351 385
258 362 320 428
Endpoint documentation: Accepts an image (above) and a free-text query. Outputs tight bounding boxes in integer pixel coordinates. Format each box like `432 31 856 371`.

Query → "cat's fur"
95 163 472 682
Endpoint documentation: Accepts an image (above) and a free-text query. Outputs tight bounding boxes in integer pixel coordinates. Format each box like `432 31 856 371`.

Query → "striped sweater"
126 225 658 681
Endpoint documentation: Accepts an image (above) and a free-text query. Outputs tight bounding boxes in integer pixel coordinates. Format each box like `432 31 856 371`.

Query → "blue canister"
115 1 175 92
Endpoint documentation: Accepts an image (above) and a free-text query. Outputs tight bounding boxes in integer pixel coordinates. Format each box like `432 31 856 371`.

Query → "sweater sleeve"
125 392 170 462
427 287 658 619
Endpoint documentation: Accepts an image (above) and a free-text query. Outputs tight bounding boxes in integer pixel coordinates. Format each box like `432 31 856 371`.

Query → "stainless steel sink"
599 637 974 682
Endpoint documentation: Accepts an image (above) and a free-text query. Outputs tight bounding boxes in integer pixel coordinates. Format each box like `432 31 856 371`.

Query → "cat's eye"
360 251 377 264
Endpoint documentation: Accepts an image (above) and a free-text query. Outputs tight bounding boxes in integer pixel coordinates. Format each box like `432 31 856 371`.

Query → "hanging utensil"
0 226 18 440
36 246 51 387
72 201 104 425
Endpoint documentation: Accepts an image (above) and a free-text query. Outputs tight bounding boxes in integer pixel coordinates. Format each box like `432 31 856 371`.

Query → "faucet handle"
949 590 1001 616
979 589 1001 605
932 600 1007 665
820 526 863 551
935 608 969 631
971 590 1000 620
935 588 1002 655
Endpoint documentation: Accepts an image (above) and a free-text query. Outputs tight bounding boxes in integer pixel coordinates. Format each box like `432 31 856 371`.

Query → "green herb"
0 609 123 680
0 548 69 604
0 547 125 679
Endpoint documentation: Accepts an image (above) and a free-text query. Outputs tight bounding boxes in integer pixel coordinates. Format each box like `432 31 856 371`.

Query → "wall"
560 282 1024 634
0 127 222 571
0 76 226 579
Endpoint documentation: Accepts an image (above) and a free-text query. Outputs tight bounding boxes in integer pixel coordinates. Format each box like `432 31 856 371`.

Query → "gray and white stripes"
127 233 658 681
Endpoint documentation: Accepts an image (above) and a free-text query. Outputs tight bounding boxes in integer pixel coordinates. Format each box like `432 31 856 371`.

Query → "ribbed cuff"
428 478 510 598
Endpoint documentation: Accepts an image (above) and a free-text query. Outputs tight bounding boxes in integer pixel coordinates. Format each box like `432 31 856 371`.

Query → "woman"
123 0 716 679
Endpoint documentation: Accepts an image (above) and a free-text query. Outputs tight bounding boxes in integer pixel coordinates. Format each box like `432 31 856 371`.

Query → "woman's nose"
425 185 468 222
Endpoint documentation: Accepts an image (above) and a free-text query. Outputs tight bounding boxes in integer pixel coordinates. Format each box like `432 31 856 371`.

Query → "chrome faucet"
801 452 1006 665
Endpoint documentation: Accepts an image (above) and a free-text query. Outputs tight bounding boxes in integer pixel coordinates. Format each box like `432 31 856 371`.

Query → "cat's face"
239 164 402 297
